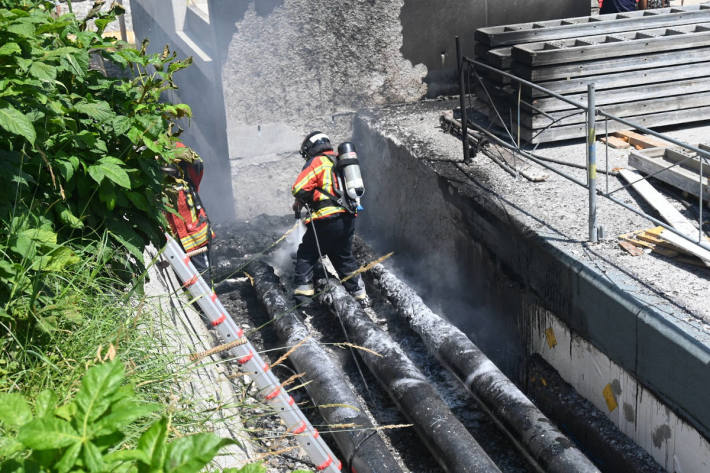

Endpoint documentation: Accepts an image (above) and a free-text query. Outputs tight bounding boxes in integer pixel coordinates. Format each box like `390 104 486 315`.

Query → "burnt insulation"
366 261 601 473
317 278 502 473
527 355 666 473
248 261 404 473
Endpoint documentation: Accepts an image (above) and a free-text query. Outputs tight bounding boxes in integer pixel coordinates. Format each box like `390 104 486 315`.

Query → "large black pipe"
365 260 601 473
318 279 502 473
248 261 403 473
527 355 665 473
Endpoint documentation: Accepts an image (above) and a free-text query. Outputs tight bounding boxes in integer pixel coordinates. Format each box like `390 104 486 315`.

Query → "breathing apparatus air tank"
336 142 364 210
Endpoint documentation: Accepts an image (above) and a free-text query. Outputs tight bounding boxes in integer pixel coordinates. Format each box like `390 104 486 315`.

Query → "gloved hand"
292 200 302 219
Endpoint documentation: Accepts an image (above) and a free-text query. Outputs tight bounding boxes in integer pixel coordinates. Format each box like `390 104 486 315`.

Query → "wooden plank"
619 240 645 256
663 147 710 177
600 136 630 149
519 105 710 143
613 130 671 149
657 227 710 266
618 168 699 236
628 149 710 204
521 91 710 128
526 77 710 113
475 4 710 46
522 61 710 98
512 46 710 82
512 23 710 66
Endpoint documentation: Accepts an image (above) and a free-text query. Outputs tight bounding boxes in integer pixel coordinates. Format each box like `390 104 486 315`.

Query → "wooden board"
512 23 710 66
512 46 710 82
662 147 710 177
524 77 710 113
520 91 710 129
522 61 710 98
613 130 670 148
518 105 710 143
628 149 710 203
475 4 710 47
618 168 699 236
600 136 630 149
657 227 710 266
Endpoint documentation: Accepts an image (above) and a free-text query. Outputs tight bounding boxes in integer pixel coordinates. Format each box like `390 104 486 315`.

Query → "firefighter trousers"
294 214 363 294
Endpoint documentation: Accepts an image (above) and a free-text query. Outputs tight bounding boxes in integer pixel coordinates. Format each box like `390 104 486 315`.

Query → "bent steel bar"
249 261 404 473
163 236 342 473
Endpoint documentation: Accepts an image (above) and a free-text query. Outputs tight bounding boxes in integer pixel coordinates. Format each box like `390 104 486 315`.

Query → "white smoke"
268 220 306 276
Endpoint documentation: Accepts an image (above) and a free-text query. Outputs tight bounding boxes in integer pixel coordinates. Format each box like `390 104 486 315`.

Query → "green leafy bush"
0 359 233 472
0 0 193 360
0 0 192 279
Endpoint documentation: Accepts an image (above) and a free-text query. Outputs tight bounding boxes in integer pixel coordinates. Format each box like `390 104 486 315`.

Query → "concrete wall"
352 113 710 470
132 0 587 220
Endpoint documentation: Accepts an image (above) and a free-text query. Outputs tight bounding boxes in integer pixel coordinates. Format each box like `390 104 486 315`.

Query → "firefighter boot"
294 284 315 308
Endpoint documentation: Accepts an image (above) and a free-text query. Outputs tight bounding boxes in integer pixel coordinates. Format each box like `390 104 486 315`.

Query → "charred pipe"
318 279 502 473
248 261 403 473
366 261 601 473
527 355 665 473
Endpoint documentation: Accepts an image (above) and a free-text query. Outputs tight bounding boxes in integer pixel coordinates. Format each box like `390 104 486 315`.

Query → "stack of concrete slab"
473 4 710 144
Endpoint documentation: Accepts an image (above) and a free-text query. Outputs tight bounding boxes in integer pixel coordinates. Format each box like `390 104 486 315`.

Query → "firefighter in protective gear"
292 132 368 306
163 142 213 278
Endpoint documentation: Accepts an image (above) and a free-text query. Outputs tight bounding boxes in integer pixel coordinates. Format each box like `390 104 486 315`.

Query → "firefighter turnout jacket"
164 158 212 253
292 150 346 223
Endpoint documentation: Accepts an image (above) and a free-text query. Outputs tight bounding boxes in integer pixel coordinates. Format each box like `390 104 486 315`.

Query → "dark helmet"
300 131 333 159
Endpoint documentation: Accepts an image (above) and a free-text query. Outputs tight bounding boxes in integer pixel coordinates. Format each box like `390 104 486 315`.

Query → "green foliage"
0 0 194 372
0 0 193 286
0 359 234 472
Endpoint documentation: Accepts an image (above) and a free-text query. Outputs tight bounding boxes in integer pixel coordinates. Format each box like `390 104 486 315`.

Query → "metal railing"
455 37 709 251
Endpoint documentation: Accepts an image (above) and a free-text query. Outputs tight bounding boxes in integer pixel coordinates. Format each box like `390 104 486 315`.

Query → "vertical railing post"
700 151 705 243
456 36 469 162
587 83 598 243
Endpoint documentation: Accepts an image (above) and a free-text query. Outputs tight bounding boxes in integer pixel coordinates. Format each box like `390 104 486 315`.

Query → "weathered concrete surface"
221 1 427 126
351 100 710 451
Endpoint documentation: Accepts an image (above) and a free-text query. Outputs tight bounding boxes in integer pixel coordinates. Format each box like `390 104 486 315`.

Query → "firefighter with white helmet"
291 131 368 306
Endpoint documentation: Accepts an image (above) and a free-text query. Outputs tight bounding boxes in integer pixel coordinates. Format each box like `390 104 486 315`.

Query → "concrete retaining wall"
352 112 710 471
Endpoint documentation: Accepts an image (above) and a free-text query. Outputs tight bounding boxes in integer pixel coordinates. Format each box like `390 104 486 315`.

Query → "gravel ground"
356 98 710 341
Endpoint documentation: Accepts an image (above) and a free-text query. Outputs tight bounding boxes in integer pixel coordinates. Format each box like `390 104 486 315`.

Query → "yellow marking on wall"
545 327 557 348
603 383 618 412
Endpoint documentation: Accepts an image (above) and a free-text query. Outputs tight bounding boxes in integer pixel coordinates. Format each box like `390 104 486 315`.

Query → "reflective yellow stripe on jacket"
180 222 210 252
292 152 345 223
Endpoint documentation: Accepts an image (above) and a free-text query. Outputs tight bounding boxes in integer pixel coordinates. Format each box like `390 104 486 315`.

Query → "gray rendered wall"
132 0 586 220
400 0 589 96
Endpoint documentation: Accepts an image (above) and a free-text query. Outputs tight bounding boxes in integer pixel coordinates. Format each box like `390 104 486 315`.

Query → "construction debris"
619 227 710 267
628 147 710 203
440 111 549 182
